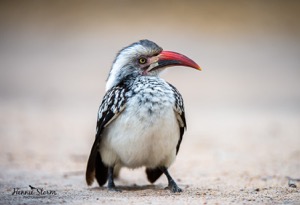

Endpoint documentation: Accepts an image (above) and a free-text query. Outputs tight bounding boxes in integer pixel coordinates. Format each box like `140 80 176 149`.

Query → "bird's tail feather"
86 139 108 186
95 152 108 186
146 167 163 183
86 139 98 185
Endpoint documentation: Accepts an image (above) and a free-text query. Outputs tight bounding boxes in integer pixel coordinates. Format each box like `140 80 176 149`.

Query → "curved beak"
149 50 201 71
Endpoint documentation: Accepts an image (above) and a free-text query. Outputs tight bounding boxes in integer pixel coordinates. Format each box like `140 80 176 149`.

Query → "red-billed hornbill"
86 39 201 193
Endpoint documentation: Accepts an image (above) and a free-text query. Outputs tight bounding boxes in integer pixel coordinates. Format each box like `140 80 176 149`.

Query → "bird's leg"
107 166 121 192
161 167 182 193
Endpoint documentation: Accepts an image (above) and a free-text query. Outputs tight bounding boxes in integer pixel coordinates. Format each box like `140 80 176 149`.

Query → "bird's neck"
106 71 160 91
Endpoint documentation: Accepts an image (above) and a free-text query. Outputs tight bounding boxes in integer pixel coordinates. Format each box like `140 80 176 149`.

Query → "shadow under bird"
86 39 201 193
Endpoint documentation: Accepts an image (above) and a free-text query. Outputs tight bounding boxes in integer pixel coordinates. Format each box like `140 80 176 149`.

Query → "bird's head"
106 39 201 91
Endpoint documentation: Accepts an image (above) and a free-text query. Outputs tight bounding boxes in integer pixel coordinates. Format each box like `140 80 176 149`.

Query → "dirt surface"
1 1 300 204
1 105 300 204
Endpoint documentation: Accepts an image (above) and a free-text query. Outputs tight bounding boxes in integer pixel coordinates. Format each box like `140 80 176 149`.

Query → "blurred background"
0 0 299 183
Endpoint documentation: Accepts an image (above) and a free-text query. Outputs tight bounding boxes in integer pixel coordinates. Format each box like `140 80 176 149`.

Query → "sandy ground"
1 102 300 204
1 1 300 204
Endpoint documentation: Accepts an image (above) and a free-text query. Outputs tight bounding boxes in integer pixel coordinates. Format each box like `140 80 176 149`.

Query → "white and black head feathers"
106 40 163 91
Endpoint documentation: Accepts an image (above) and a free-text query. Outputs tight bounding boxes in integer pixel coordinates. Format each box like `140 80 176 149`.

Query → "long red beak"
157 51 201 71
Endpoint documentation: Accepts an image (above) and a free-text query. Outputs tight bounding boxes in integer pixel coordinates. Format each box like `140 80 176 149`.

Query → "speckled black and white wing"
96 86 127 131
86 85 127 186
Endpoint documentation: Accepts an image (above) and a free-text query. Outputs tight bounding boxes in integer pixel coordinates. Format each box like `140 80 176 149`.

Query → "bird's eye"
138 57 147 64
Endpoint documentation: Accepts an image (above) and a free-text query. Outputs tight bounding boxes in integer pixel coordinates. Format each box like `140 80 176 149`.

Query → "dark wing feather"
146 83 186 183
86 85 127 186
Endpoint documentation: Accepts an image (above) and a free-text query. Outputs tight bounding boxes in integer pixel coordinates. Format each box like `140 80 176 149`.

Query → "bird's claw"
108 181 122 192
108 187 122 192
165 182 182 193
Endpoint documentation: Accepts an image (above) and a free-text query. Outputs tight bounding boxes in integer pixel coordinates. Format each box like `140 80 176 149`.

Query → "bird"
86 39 201 193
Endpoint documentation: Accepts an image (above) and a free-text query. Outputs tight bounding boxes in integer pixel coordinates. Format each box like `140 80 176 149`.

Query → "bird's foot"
108 183 122 192
108 187 122 192
161 167 182 193
165 180 182 193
